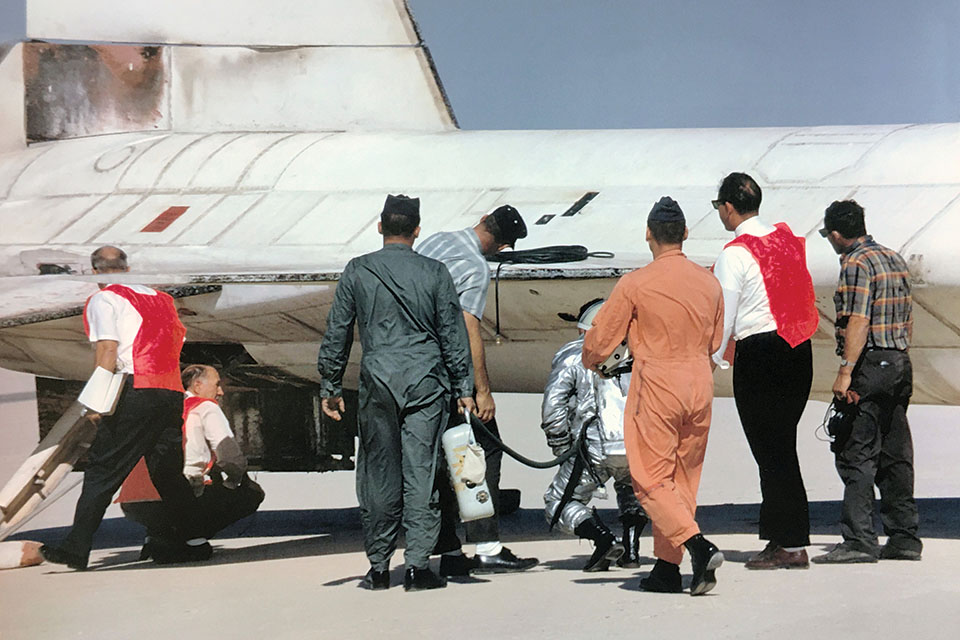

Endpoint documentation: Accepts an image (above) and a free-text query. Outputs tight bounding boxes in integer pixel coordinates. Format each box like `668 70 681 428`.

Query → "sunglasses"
711 199 724 210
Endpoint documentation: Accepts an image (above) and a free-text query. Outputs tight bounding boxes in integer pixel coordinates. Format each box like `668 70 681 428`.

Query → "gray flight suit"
542 336 644 534
318 243 473 571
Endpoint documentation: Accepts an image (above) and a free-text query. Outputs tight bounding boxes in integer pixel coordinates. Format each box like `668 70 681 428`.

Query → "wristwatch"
840 358 852 368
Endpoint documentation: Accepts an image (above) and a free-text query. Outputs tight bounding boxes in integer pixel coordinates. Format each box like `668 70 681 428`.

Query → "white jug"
441 421 495 522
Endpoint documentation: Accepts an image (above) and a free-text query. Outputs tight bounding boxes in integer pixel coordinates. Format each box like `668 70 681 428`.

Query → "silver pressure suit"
542 336 643 534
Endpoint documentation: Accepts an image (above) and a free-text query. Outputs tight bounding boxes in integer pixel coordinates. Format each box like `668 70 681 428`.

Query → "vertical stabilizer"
0 44 25 152
23 0 457 136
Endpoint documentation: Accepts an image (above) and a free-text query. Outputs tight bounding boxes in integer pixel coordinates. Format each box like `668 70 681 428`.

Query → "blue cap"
647 196 685 223
382 194 420 220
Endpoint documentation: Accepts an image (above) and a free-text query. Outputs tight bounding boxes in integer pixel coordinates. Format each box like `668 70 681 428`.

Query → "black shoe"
684 534 723 596
639 559 682 593
574 510 624 572
811 542 878 564
616 514 647 569
473 547 539 574
39 545 88 571
151 540 213 565
362 568 390 590
879 544 922 561
138 535 167 561
439 553 478 577
403 567 447 591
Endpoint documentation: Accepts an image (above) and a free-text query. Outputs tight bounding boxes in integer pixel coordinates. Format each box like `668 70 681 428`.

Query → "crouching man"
119 365 264 562
543 298 649 571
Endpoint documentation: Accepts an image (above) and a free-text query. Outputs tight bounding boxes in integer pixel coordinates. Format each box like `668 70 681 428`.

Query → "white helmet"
577 299 605 330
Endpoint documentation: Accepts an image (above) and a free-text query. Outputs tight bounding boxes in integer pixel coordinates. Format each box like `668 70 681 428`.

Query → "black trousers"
59 384 203 561
121 474 265 540
435 403 503 553
835 349 921 555
733 332 812 548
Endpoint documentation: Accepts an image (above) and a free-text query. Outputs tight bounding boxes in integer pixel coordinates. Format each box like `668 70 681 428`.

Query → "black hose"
491 245 614 264
468 413 577 469
488 245 615 336
465 244 614 466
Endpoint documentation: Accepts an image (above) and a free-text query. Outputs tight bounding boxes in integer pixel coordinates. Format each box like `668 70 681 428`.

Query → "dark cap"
382 194 420 220
647 196 685 223
490 204 528 247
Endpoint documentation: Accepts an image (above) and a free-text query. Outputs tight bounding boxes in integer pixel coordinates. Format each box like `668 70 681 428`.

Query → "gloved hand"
186 473 205 497
223 472 243 490
548 436 573 457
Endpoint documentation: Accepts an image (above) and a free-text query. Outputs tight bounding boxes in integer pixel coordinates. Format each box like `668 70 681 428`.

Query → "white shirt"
711 217 778 368
84 284 159 374
182 392 238 482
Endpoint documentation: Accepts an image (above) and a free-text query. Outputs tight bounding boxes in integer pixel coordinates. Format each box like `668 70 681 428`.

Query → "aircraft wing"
0 260 633 388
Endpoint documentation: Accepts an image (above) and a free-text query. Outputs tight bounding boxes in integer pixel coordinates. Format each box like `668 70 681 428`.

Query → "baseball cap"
490 205 527 248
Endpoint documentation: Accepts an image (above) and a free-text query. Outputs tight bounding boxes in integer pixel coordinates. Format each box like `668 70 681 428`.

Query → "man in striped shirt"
417 205 539 575
815 199 922 564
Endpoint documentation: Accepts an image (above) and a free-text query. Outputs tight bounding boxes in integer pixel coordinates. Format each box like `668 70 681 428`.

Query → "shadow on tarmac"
13 498 959 570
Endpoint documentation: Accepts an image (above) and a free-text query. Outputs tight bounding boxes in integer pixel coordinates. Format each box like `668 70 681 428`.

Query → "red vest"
83 284 186 392
116 396 218 504
116 457 160 503
724 223 819 348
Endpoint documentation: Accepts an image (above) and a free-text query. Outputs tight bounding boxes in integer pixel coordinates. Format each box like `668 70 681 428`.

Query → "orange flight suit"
583 249 723 565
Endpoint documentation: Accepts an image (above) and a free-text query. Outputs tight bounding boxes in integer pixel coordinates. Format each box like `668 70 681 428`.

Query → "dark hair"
380 210 420 237
181 364 212 390
482 214 505 243
717 172 762 214
90 245 128 272
648 219 686 244
824 200 867 239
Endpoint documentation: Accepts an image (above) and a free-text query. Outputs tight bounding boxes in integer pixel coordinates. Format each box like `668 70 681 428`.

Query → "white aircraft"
1 0 959 470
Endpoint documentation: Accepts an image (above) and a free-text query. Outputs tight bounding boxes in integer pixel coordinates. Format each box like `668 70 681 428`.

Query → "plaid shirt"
833 235 912 355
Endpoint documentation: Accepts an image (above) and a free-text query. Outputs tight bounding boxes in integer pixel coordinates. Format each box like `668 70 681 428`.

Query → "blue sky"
411 0 960 129
2 1 958 129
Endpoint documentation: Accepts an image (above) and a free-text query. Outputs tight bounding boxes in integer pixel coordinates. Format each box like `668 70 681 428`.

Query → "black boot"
39 545 88 571
616 513 647 569
138 538 153 562
150 539 213 565
684 533 723 596
362 568 390 590
403 567 447 592
639 558 682 593
574 509 624 572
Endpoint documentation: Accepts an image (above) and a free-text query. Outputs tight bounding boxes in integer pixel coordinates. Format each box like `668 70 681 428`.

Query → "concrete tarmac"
2 368 960 638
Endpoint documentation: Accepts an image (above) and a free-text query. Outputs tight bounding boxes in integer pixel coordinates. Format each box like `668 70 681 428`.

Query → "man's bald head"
91 246 129 273
181 364 215 390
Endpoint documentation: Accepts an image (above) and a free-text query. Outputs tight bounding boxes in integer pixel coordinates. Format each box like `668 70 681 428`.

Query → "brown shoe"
745 544 809 570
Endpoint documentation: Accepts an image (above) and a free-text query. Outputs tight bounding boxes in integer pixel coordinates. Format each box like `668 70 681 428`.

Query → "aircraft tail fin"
0 43 25 152
19 0 456 142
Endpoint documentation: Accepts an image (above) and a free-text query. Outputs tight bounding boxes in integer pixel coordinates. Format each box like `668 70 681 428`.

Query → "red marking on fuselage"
141 206 189 232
